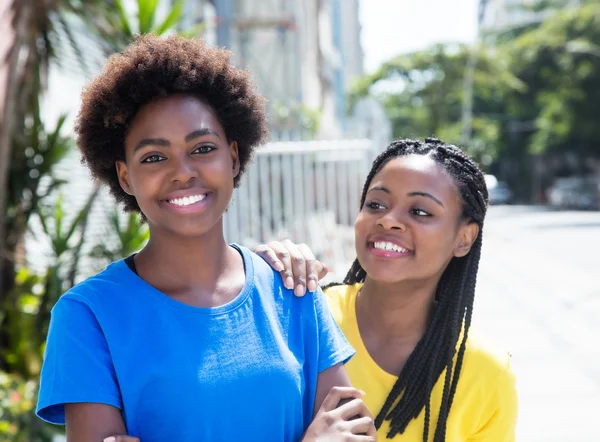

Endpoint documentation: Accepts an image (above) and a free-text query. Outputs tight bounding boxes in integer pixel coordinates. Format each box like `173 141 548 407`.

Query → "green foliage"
8 105 71 241
2 189 99 379
1 270 46 378
351 1 600 168
0 372 54 442
91 210 149 264
350 43 523 164
506 2 600 157
91 0 199 54
271 101 323 138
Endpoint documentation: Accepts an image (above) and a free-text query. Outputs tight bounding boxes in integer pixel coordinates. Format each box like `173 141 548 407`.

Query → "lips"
367 235 414 258
368 235 413 252
167 194 207 207
163 187 211 201
161 188 212 211
372 240 410 253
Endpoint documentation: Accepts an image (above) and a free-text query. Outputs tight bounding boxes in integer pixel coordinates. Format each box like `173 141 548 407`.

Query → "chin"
367 270 410 284
147 216 217 238
173 221 218 238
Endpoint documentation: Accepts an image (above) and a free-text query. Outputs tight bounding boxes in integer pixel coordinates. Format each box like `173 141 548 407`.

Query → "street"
475 206 600 441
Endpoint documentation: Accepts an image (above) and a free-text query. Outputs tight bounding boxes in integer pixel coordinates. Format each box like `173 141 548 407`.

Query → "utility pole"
460 0 489 145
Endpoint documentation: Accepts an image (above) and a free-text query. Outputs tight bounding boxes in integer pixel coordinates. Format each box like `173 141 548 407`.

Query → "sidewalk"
476 231 600 441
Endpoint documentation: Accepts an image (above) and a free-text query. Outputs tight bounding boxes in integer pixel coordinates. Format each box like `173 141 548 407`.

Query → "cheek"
417 221 458 256
204 156 236 182
130 168 161 193
353 214 369 243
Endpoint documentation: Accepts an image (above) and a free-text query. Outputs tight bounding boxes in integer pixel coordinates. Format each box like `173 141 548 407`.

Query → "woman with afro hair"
35 35 376 442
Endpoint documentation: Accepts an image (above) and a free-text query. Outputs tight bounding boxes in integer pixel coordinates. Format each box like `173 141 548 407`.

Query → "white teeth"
168 194 206 206
373 241 409 253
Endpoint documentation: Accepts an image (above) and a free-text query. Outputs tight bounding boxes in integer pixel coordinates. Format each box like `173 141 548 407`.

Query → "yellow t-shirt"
325 283 518 442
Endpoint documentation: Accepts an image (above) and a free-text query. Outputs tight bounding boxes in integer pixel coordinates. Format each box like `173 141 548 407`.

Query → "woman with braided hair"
256 137 518 441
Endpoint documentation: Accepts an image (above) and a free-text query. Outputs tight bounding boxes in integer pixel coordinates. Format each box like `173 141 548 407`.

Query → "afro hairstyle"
75 34 269 213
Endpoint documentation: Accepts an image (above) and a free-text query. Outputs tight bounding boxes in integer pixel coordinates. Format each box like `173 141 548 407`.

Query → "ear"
115 160 134 195
453 222 479 258
229 140 240 178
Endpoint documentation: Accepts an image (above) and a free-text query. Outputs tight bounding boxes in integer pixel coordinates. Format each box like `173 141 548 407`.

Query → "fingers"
353 436 377 442
254 240 326 296
364 418 378 440
319 386 365 413
253 244 285 272
103 437 140 442
272 240 295 290
281 239 308 297
336 397 372 421
316 260 328 281
350 416 376 436
297 243 319 293
258 241 295 289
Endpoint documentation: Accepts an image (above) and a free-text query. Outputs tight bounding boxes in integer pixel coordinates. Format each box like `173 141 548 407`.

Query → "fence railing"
224 139 374 272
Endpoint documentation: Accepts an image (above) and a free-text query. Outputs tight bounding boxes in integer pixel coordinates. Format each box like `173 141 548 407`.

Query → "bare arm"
302 363 377 441
313 362 353 415
65 403 128 442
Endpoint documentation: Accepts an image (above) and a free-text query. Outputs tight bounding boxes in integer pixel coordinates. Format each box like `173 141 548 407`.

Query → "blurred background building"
479 0 544 31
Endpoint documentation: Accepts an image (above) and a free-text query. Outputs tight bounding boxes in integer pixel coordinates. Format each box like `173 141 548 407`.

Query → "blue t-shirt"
36 245 354 441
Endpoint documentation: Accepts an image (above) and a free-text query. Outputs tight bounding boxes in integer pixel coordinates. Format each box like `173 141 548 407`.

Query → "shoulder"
323 283 360 325
242 246 290 297
462 331 515 389
459 332 518 435
53 259 135 316
241 246 318 309
244 246 283 284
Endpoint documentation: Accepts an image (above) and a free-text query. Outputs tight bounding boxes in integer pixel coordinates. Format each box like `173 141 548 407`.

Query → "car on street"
546 176 599 210
485 174 513 205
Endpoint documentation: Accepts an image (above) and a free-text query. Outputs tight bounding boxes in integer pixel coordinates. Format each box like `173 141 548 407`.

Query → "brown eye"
365 201 385 210
411 208 431 217
141 155 165 163
193 145 216 154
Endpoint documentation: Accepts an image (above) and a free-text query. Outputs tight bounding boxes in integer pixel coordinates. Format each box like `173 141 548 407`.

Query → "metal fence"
224 138 374 271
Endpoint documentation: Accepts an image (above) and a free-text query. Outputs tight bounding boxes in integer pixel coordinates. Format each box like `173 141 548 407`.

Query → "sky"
359 0 479 73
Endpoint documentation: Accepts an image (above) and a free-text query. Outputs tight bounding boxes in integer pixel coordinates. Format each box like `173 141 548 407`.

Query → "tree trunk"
0 0 31 302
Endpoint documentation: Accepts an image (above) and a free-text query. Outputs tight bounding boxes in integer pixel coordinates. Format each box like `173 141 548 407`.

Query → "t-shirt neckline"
113 243 254 316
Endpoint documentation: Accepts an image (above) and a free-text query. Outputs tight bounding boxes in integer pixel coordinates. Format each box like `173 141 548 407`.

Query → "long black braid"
334 138 488 441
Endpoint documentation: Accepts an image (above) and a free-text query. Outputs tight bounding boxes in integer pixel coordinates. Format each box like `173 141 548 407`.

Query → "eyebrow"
408 191 444 208
133 128 220 152
367 186 444 208
185 128 220 142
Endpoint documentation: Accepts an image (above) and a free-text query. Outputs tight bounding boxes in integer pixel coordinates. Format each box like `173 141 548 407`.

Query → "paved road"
475 205 600 441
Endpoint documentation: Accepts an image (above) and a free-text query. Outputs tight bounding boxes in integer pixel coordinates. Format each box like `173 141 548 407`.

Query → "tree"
351 43 523 164
0 0 107 319
506 2 600 157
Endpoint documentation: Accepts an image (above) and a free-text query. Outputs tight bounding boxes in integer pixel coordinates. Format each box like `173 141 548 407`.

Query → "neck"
136 220 235 291
357 277 439 340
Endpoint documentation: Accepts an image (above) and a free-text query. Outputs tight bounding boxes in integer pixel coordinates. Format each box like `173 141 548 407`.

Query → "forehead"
128 94 225 138
372 154 460 200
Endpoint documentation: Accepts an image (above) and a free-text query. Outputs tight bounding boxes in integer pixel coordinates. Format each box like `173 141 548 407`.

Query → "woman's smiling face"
116 94 240 238
355 154 479 285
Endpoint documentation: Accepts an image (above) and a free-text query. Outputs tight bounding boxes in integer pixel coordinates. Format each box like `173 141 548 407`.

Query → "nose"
376 210 406 231
170 153 198 184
